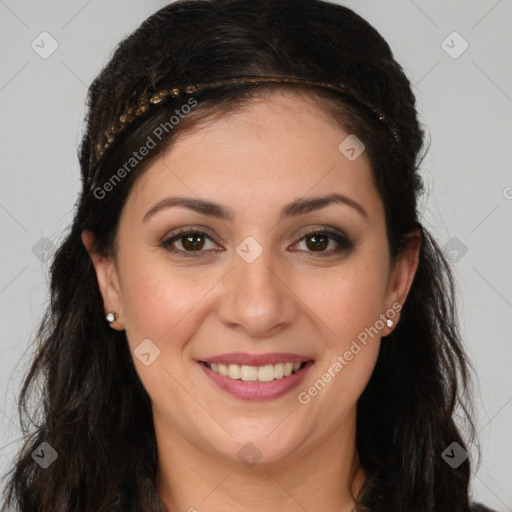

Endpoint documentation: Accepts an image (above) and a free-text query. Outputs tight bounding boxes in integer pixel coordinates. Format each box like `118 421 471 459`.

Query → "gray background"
1 0 511 509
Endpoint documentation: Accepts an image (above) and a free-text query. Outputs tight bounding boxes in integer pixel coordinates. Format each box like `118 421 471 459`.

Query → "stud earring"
386 318 394 328
106 312 118 323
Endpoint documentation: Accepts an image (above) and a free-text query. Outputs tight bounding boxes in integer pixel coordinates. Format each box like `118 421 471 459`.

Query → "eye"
161 229 220 257
161 227 354 258
292 229 354 256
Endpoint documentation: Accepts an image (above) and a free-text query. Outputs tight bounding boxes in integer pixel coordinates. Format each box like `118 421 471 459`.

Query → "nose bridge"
217 233 297 336
236 243 277 295
234 235 282 309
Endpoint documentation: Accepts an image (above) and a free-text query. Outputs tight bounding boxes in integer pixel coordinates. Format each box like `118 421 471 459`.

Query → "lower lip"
198 361 314 401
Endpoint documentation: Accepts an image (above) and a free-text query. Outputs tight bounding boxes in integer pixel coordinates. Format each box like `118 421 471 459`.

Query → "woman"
1 0 498 511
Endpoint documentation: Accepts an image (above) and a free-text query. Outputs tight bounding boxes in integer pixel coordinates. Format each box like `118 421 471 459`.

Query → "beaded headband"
88 76 400 186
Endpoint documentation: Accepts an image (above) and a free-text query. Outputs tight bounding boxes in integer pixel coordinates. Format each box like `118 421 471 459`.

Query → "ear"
81 230 125 330
383 229 422 330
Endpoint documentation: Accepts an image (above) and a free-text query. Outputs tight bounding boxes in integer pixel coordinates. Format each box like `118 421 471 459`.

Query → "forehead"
121 90 381 223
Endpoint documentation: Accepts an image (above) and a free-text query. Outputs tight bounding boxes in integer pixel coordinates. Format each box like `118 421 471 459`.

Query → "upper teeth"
208 362 303 381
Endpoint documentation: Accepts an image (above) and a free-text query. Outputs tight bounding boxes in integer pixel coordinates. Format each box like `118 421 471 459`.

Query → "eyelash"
160 227 354 258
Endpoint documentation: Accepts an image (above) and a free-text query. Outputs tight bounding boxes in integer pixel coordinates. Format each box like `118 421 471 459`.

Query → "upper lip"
199 352 313 366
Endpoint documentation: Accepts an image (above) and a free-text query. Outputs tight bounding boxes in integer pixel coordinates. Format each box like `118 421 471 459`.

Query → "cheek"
292 250 389 401
119 258 212 346
296 255 389 344
296 270 386 418
117 257 217 403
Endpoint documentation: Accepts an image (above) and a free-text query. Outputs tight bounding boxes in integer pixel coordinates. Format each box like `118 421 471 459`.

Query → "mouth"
200 360 308 382
197 358 315 401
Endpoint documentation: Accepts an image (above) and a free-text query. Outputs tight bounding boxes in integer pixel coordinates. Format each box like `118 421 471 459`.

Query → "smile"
198 358 314 401
204 361 306 381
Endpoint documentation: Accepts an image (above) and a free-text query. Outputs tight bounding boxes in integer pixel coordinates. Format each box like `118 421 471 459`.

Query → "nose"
216 247 299 338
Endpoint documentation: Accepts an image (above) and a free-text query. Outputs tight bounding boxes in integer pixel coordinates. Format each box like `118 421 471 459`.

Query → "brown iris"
181 233 206 251
305 234 329 252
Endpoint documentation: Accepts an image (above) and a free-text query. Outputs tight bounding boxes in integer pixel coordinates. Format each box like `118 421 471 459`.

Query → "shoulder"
470 502 498 512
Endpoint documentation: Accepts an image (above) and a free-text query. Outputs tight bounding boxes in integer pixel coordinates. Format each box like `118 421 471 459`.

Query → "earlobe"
81 230 125 330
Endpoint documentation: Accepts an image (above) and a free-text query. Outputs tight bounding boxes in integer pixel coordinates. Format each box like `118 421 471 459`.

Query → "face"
84 91 419 467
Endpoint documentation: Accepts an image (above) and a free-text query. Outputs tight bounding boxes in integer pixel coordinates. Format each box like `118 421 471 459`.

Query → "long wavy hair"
2 0 479 511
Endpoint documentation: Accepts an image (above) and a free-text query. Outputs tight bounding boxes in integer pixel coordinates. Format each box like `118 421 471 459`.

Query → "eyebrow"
142 192 367 223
